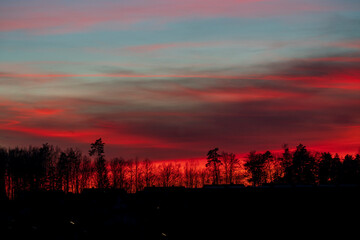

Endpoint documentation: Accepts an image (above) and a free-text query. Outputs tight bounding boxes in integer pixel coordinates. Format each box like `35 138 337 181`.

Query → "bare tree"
271 154 285 183
200 168 211 187
142 158 156 188
57 152 70 193
222 152 239 184
80 155 93 190
263 151 274 184
126 159 135 193
184 161 200 188
0 147 8 199
134 158 143 192
174 163 182 186
40 143 58 191
110 157 127 189
158 163 181 187
67 148 81 193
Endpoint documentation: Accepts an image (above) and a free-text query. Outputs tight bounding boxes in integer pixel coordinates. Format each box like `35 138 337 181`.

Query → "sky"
0 0 359 160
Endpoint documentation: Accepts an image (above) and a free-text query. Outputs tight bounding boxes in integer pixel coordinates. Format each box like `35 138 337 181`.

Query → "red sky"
0 0 359 160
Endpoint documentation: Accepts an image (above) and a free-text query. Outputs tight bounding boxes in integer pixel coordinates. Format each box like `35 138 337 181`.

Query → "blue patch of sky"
1 3 359 76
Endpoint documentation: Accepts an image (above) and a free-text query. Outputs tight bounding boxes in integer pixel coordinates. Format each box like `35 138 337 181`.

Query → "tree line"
1 139 359 199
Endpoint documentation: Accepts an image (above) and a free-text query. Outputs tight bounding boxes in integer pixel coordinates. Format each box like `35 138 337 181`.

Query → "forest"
1 138 360 200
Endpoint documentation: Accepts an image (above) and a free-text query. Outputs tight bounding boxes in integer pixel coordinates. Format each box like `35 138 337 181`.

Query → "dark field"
1 185 359 240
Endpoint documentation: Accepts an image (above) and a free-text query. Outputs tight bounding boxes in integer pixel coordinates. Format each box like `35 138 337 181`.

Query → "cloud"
123 42 209 54
1 51 359 159
0 0 348 34
258 55 360 90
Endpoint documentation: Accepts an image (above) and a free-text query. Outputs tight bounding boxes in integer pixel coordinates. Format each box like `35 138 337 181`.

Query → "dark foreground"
1 185 359 240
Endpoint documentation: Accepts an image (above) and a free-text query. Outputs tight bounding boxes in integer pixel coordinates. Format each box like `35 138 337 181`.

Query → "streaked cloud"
0 0 350 34
0 0 359 160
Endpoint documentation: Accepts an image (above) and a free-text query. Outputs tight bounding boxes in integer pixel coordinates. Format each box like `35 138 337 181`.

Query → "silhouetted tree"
29 145 46 191
40 143 58 191
342 154 360 184
89 138 109 189
275 144 293 183
319 152 342 185
244 151 267 186
67 148 81 193
206 148 222 185
282 144 292 167
134 158 143 192
263 151 274 183
8 146 48 193
158 163 181 187
55 148 82 193
222 152 239 184
2 140 360 198
110 157 127 189
45 149 53 188
0 147 8 199
319 152 333 184
126 159 135 192
57 152 70 193
356 154 360 183
80 155 93 190
142 158 156 188
184 161 200 188
285 144 316 185
271 155 283 183
200 168 211 186
7 147 23 198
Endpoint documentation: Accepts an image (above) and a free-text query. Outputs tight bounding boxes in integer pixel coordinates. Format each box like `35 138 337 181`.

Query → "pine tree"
206 148 222 185
89 138 109 189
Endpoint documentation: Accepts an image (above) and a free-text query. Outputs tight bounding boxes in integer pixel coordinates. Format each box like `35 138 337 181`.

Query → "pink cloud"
328 41 360 50
306 57 360 63
306 126 360 157
244 55 360 90
123 42 211 53
33 108 63 115
0 71 243 82
1 49 359 160
0 97 180 149
0 0 343 34
151 84 310 103
0 119 180 149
